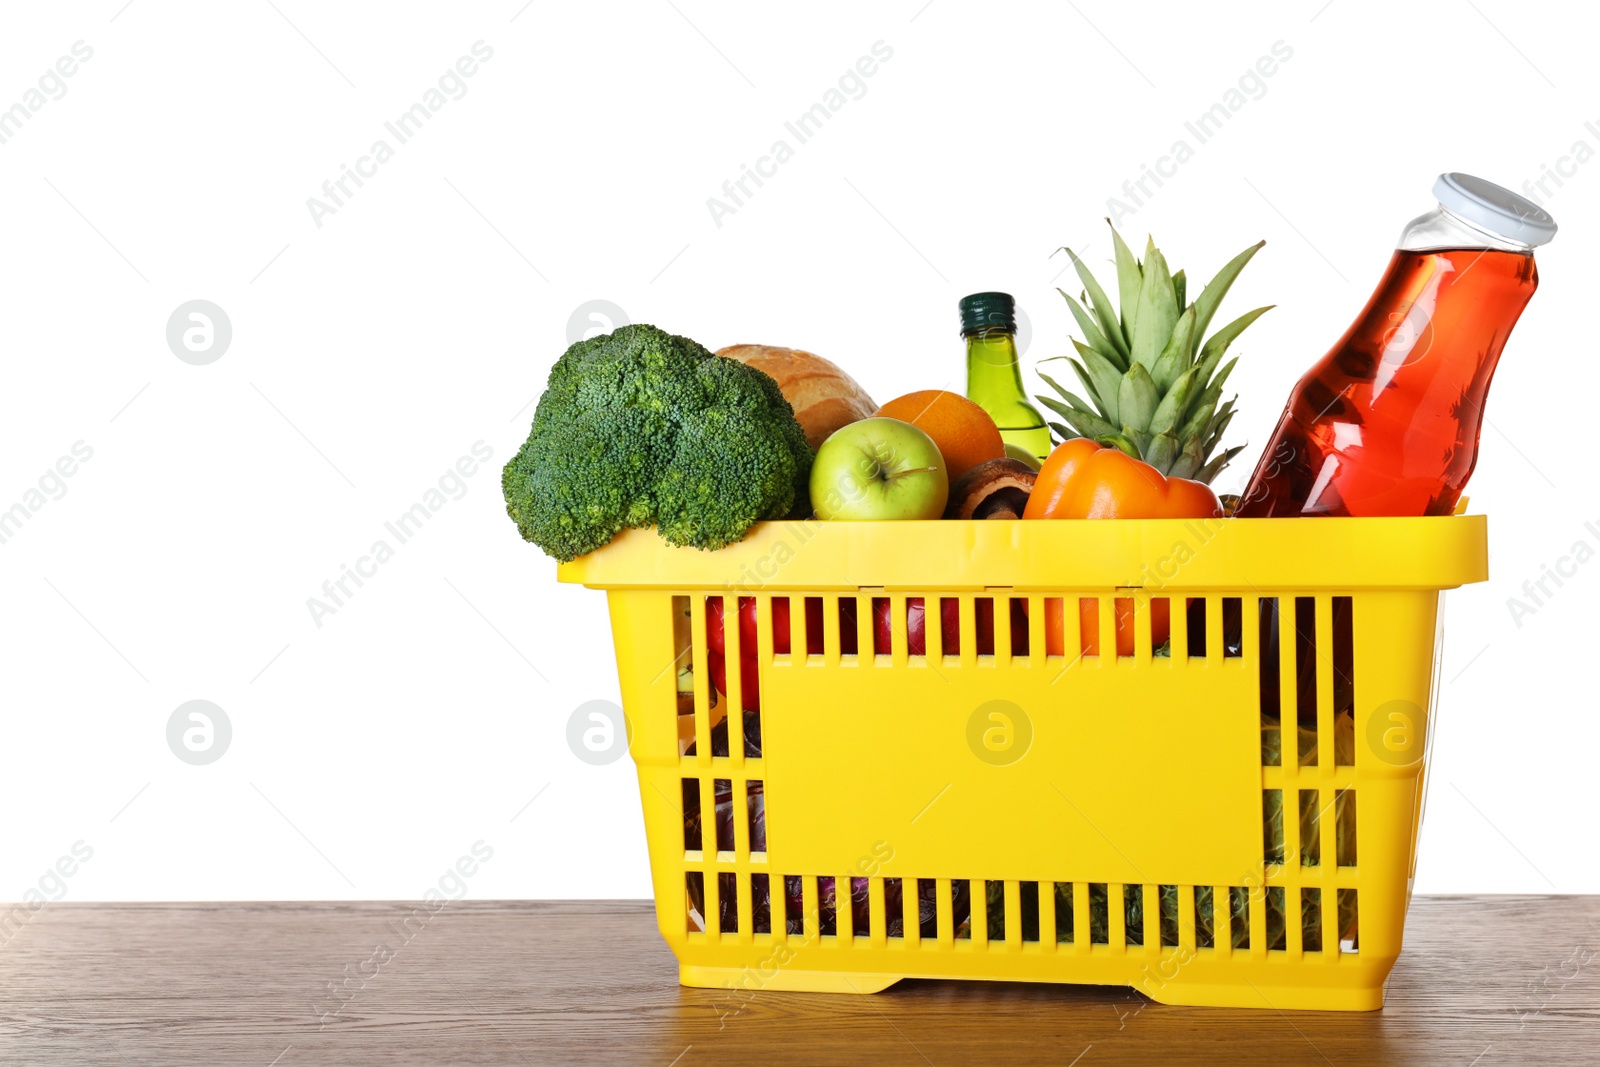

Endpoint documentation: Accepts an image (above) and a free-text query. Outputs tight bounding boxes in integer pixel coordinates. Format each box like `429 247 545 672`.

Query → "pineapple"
1037 222 1271 484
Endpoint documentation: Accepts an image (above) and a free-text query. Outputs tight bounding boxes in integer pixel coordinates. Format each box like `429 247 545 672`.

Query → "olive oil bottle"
960 292 1051 460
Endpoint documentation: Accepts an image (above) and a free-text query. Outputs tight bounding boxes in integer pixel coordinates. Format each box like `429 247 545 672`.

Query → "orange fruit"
873 390 1005 479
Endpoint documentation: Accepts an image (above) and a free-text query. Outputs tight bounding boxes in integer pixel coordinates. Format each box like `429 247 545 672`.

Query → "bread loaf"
716 344 876 452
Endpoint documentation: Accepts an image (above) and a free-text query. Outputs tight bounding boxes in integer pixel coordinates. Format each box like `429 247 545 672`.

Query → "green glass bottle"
960 292 1051 460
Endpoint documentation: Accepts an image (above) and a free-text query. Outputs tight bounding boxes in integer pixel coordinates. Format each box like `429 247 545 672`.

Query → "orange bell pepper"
1025 438 1222 656
1022 438 1223 520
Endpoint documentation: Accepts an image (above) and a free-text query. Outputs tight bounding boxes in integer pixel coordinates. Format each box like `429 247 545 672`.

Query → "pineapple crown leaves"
1038 220 1271 484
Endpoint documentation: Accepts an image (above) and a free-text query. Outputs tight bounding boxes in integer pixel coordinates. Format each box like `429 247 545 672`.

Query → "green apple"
1004 443 1044 471
810 417 949 520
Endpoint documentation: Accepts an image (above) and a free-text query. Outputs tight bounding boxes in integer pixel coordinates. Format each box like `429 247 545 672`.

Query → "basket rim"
555 514 1487 592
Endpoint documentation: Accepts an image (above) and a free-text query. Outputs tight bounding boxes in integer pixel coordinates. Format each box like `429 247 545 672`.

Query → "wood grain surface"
0 896 1595 1065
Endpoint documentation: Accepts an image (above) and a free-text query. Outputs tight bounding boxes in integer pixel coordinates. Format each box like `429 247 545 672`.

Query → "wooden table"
1 896 1594 1064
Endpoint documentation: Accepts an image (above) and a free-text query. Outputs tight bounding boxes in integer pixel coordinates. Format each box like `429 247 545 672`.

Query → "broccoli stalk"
503 324 812 561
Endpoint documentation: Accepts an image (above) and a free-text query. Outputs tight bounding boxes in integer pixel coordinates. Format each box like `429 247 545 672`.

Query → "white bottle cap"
1433 172 1557 247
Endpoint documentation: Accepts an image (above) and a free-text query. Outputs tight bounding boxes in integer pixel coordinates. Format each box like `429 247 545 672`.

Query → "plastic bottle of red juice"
1237 173 1556 517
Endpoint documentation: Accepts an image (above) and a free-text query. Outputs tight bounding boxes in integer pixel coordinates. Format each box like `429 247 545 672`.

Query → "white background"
0 0 1592 903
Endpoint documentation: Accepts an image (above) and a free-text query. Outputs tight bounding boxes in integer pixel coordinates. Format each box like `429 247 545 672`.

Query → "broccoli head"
503 324 812 561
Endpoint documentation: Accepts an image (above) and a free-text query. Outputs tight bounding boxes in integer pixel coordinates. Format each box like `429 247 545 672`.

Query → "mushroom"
945 458 1038 520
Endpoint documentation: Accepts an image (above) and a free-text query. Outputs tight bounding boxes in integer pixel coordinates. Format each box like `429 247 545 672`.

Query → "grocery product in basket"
1003 443 1044 471
960 292 1052 460
502 324 813 561
1260 712 1360 947
716 344 877 452
1237 173 1555 517
705 597 758 710
944 458 1038 519
682 755 908 939
683 708 764 762
875 389 1007 479
809 417 948 521
707 590 1032 709
875 595 1028 657
1024 437 1222 521
706 597 857 711
1023 438 1221 657
1037 224 1270 484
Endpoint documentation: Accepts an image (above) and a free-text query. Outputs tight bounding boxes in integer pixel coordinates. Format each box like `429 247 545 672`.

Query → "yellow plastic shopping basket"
558 514 1487 1011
